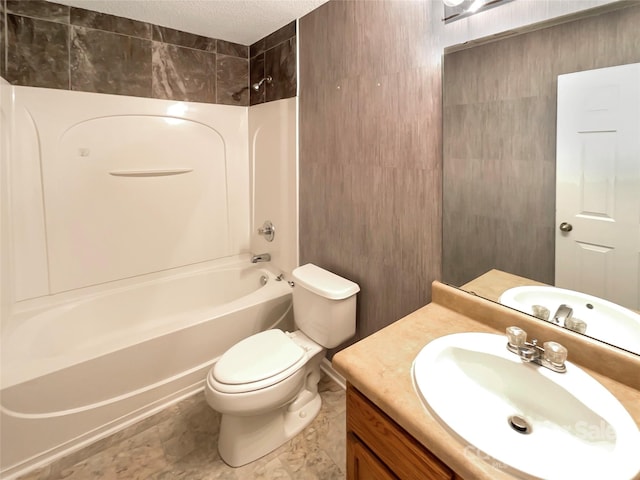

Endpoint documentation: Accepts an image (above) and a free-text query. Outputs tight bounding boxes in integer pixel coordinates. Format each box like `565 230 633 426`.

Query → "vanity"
332 280 640 480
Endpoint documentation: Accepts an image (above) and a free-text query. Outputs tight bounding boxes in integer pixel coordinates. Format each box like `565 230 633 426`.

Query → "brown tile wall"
442 5 640 287
1 0 249 105
299 1 442 353
249 21 297 106
1 0 298 106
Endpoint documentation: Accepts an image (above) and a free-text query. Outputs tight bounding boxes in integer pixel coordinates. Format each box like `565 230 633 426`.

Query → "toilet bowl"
204 264 359 467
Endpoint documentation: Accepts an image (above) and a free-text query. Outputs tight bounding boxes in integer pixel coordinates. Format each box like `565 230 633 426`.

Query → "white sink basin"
412 332 640 480
499 286 640 355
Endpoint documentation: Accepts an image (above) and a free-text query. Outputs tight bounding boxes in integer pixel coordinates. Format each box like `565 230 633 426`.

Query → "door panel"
556 63 640 310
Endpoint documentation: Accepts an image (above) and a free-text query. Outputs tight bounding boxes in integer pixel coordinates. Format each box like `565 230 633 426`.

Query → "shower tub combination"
0 87 297 479
0 258 293 478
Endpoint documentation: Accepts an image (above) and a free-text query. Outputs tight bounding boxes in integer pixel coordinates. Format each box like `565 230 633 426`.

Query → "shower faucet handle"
257 220 275 242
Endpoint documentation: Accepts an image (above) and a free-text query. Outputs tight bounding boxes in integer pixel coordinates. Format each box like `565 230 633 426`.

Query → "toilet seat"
211 330 308 394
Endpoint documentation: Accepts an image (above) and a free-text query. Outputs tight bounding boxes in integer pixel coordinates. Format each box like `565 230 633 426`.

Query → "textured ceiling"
52 0 329 45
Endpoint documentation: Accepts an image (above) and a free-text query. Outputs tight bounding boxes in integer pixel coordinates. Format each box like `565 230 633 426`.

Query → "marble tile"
6 0 69 23
265 37 297 102
152 25 216 52
152 42 216 103
58 426 169 479
251 21 296 57
70 26 151 97
317 375 347 417
70 7 151 39
265 21 296 50
217 55 249 106
48 401 184 479
16 374 345 480
250 39 265 60
157 394 220 462
1 3 5 78
6 14 69 89
250 53 265 105
217 39 248 58
233 456 293 480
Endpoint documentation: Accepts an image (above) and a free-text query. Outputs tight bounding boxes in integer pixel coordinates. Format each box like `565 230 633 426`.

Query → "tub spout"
251 253 271 263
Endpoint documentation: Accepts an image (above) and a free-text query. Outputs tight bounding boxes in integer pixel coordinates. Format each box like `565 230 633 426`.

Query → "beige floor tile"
16 374 346 480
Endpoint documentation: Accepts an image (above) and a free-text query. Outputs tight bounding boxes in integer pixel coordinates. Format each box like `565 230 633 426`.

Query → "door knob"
559 222 573 232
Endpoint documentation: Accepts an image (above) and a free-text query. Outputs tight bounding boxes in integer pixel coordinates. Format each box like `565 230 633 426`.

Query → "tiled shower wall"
442 4 640 287
0 0 296 106
249 21 297 106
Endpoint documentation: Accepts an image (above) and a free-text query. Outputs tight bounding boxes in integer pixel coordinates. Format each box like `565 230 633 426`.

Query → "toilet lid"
213 329 305 385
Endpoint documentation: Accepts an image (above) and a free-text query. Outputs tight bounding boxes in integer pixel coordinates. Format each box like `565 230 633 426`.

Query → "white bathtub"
0 258 293 478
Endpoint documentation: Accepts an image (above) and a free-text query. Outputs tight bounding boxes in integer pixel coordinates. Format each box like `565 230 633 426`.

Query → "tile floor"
17 375 346 480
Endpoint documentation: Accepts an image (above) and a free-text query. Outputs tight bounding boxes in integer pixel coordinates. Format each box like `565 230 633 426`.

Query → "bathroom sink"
499 286 640 355
412 332 640 480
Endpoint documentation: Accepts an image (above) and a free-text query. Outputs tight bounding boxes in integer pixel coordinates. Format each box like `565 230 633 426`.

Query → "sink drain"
508 415 532 434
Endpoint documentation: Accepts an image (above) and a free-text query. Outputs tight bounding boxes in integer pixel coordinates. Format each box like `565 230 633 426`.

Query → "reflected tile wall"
250 22 297 106
442 4 640 287
2 1 250 105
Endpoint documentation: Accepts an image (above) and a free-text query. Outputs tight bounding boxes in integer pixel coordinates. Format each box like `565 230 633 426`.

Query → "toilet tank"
292 264 360 349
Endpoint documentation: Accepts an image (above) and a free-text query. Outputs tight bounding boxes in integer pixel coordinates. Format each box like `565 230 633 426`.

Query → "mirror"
442 3 640 355
443 0 514 24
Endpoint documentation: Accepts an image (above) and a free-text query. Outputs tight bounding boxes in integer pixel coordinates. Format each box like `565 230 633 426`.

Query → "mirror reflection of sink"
499 286 640 355
412 332 640 480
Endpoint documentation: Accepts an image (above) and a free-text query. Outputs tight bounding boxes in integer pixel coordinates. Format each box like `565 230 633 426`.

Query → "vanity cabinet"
346 384 463 480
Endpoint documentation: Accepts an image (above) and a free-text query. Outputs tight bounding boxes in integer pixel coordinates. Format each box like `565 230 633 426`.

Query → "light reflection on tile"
16 373 346 480
70 26 151 97
152 42 216 103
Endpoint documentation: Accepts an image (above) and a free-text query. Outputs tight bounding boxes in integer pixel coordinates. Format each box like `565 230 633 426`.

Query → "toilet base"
218 391 322 467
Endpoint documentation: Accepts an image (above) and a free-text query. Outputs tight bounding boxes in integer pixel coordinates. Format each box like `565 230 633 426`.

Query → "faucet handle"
506 326 527 347
257 220 275 242
565 317 587 334
543 341 568 368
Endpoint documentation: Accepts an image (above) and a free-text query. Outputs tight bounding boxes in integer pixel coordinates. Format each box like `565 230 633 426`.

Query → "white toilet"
204 263 360 467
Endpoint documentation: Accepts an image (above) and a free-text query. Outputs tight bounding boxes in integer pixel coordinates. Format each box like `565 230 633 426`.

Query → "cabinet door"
347 433 398 480
347 385 455 480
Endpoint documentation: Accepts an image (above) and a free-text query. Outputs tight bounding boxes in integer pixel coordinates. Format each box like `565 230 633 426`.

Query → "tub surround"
0 84 299 479
332 281 640 480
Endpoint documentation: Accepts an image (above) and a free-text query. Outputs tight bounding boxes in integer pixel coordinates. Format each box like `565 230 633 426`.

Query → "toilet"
204 263 360 467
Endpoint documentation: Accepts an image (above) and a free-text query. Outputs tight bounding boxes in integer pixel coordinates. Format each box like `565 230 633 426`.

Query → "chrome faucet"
552 304 573 325
251 253 271 263
552 304 587 333
505 326 568 373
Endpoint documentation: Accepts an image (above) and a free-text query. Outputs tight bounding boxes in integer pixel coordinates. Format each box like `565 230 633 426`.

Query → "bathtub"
0 257 293 479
